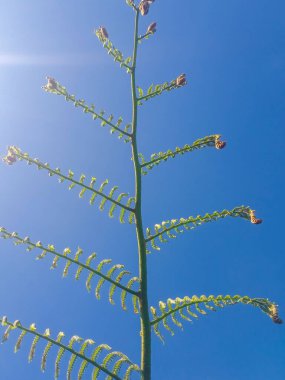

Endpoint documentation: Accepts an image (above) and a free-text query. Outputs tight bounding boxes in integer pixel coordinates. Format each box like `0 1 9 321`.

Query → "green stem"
138 32 152 41
131 10 151 380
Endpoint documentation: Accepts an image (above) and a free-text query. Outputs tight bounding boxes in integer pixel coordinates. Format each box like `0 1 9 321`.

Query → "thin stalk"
138 32 152 41
130 9 151 380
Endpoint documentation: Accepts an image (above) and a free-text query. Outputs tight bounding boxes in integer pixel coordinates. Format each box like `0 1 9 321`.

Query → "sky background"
0 0 284 379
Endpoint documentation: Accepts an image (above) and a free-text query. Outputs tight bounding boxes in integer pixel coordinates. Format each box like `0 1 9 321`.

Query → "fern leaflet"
95 27 133 74
3 146 135 223
0 227 140 312
150 295 282 342
137 74 187 105
145 206 262 252
0 317 141 380
42 77 132 143
139 134 226 175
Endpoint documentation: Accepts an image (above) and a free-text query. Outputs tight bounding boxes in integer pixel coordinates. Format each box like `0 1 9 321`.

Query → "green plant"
0 1 282 379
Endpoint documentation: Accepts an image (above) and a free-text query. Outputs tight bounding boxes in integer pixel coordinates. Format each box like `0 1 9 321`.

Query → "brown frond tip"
215 136 226 150
147 22 157 34
2 146 17 165
176 74 187 87
97 26 109 40
43 76 58 91
269 304 283 324
139 0 154 16
249 210 263 225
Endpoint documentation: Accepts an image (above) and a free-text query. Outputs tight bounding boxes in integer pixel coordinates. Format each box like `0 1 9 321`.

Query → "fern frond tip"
2 146 20 166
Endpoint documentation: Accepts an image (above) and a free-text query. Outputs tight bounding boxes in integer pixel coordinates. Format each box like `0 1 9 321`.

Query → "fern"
0 227 140 312
0 1 281 379
150 295 282 342
95 27 133 73
136 74 186 105
145 206 262 252
42 77 132 143
4 146 135 223
0 317 141 380
139 134 226 175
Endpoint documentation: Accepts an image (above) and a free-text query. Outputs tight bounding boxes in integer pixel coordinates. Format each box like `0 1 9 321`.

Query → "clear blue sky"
0 1 284 379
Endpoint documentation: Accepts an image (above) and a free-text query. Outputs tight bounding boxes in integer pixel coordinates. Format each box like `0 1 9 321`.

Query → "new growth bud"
269 304 283 324
97 26 109 40
249 210 263 225
215 136 226 149
139 1 150 15
176 74 187 87
2 147 17 166
147 22 157 34
46 77 58 91
42 76 61 93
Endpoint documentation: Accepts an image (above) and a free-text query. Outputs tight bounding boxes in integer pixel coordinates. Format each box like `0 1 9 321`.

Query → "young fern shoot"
1 1 282 380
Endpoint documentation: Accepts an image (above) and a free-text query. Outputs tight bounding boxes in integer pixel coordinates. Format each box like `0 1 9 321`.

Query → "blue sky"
0 0 284 379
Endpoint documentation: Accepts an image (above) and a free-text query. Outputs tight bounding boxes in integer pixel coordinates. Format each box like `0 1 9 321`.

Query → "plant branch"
43 82 132 139
0 318 123 380
9 148 134 214
140 134 226 173
145 206 257 246
0 228 139 297
150 295 278 325
137 83 175 102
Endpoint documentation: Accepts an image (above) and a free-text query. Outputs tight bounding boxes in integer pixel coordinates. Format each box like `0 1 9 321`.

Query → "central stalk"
130 9 151 380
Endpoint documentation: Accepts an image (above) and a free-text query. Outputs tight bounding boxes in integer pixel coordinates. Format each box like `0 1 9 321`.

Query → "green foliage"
0 227 140 312
139 134 226 175
145 206 256 252
0 317 141 380
0 1 280 379
42 77 132 143
150 295 282 342
5 146 135 223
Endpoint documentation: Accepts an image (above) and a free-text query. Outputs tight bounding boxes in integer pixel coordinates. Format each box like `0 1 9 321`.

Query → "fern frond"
137 74 187 105
4 146 135 223
0 227 140 311
0 317 142 380
95 27 133 74
145 206 262 252
139 134 226 175
150 295 282 342
42 77 132 143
